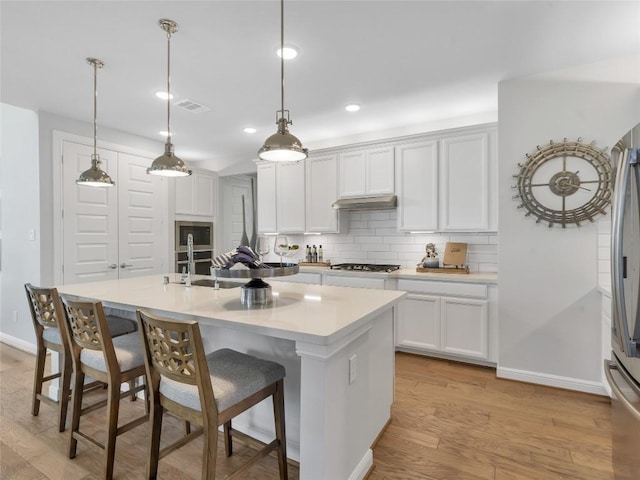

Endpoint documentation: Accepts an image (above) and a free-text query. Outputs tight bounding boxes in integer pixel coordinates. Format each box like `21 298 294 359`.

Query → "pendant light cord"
166 29 172 144
93 60 98 159
280 0 285 116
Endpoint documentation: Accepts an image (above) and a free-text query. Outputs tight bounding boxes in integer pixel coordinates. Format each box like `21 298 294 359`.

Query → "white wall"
0 104 41 350
497 72 639 391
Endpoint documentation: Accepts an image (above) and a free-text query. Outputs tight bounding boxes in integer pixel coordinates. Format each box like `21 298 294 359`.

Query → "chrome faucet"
186 233 194 287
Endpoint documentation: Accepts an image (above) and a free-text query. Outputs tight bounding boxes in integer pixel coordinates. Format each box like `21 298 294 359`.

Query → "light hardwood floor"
1 346 613 479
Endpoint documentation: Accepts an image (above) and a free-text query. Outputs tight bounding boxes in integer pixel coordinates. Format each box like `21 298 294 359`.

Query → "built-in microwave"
175 221 213 252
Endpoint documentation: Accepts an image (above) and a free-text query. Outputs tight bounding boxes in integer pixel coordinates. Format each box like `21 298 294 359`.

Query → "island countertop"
56 273 406 346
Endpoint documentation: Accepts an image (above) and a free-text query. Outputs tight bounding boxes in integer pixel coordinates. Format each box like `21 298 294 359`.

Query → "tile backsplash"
597 216 611 289
263 210 498 273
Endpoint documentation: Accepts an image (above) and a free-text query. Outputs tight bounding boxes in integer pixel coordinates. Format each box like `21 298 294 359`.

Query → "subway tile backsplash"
265 209 498 273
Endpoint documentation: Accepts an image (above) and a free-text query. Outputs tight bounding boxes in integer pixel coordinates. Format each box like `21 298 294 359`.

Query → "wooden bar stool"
59 295 148 480
24 283 136 432
136 309 288 480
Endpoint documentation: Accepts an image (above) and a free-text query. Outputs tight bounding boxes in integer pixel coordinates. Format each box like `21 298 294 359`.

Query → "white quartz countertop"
299 266 498 284
56 274 405 346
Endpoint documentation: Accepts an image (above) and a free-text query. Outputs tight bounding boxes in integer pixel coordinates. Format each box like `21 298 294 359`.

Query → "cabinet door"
276 161 305 233
322 275 386 290
439 132 490 230
306 154 339 232
257 163 277 233
440 297 488 359
366 147 395 195
396 294 441 351
194 173 214 216
396 141 438 231
338 151 367 197
175 174 195 215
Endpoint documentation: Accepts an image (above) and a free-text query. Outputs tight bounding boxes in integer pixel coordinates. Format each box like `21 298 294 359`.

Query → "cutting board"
443 242 468 266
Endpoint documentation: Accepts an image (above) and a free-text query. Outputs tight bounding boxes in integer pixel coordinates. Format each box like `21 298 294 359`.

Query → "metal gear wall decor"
512 137 613 228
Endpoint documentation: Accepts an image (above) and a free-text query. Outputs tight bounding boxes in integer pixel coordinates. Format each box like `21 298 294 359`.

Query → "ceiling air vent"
173 99 210 114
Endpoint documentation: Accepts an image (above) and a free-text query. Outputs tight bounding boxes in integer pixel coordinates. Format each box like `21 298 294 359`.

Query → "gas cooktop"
329 263 401 273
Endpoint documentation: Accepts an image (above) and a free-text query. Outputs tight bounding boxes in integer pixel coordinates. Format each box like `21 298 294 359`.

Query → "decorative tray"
298 262 331 267
212 263 299 279
416 266 469 274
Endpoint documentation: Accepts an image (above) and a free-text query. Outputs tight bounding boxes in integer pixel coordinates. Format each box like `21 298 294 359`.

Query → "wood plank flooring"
0 346 613 479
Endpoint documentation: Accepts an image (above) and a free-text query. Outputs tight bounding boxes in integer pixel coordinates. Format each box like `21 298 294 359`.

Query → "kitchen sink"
190 278 242 289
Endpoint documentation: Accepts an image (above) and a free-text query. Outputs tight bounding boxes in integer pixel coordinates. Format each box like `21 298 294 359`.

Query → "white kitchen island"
57 274 405 480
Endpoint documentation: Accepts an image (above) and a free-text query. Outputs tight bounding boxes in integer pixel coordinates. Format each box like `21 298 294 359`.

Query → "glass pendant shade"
148 19 191 177
77 58 115 187
258 0 308 162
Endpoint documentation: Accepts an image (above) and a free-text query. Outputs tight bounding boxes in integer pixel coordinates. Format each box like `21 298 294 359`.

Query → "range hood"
331 194 397 210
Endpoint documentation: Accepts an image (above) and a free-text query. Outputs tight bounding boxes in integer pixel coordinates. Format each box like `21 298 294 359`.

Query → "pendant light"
76 58 115 187
147 19 192 177
257 0 308 162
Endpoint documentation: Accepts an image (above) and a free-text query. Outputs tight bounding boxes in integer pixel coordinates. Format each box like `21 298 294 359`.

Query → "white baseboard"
348 449 374 480
0 332 37 355
497 366 608 396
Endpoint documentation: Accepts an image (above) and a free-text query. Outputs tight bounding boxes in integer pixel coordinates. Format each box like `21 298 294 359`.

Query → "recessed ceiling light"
276 45 298 60
345 104 361 112
155 91 174 100
243 127 257 134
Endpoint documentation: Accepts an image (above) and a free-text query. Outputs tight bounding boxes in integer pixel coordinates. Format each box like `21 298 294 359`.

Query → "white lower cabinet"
396 294 441 351
323 274 387 290
395 278 493 363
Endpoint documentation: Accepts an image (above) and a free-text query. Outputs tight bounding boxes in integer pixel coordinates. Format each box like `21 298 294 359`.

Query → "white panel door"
117 153 163 279
396 141 439 231
440 297 488 359
62 141 119 284
439 133 490 230
305 154 339 232
366 147 395 195
396 294 441 351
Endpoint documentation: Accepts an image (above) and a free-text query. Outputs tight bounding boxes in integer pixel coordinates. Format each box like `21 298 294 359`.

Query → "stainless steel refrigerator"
605 122 640 480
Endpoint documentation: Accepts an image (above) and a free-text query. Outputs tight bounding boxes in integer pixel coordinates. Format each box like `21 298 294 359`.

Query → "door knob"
120 263 133 268
107 264 118 270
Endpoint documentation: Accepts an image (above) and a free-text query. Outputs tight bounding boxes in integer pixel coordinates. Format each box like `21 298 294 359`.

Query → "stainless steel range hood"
331 194 397 210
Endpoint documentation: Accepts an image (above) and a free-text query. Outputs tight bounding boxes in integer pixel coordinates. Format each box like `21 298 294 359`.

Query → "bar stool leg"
104 382 122 480
273 379 288 480
69 370 85 458
202 423 218 479
31 340 46 416
223 420 232 457
146 403 163 480
58 353 72 432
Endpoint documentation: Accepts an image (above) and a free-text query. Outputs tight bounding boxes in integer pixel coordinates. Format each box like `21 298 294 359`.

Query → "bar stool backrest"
25 284 63 332
137 311 218 420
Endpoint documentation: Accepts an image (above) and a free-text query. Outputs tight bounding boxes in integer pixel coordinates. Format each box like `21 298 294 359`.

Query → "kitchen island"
57 274 405 480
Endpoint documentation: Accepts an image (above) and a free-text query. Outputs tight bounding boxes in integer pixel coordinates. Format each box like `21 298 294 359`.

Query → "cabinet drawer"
271 272 321 285
397 279 487 298
323 275 386 290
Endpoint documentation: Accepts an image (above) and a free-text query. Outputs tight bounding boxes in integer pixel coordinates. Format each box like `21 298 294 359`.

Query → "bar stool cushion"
42 327 64 346
160 348 286 412
41 316 135 347
80 331 145 373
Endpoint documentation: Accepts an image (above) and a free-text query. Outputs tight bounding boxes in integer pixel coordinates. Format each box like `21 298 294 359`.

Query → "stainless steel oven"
175 250 213 275
175 221 213 252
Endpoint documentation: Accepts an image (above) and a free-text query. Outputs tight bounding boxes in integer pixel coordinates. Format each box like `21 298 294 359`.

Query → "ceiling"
1 1 638 173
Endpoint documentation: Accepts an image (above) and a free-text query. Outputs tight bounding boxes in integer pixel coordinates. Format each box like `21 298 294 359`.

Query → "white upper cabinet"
276 161 306 233
396 125 497 232
305 154 340 233
257 162 277 233
257 161 306 234
338 146 395 198
175 170 216 217
396 140 439 232
439 132 492 231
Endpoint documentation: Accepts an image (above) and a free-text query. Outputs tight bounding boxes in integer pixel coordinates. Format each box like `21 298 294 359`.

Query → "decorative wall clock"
513 137 613 228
